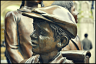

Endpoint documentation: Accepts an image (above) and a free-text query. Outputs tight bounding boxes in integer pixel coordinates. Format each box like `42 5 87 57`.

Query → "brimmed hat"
22 5 77 39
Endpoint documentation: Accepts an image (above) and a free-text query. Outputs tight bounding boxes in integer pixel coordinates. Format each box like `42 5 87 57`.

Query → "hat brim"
22 12 77 39
22 12 53 22
22 5 77 39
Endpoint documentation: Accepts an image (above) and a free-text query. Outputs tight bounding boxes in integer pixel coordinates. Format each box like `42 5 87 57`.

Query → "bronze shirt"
5 8 33 63
25 53 74 63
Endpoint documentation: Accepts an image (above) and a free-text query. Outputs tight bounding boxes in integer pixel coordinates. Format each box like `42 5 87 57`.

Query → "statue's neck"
39 50 59 63
19 1 39 12
24 1 38 8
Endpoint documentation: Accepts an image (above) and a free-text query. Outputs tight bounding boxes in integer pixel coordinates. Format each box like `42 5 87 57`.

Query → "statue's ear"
56 36 69 50
60 36 69 48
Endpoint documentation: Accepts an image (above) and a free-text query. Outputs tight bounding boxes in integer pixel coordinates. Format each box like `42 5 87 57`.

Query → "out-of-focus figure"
81 33 93 50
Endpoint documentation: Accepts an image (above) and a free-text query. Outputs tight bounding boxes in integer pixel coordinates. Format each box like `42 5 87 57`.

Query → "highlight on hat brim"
22 12 53 22
22 12 77 39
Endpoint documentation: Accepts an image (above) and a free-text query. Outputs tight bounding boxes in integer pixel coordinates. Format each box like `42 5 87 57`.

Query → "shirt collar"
38 52 66 63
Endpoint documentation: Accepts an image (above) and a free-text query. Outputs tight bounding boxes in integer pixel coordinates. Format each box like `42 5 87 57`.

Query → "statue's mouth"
31 41 38 48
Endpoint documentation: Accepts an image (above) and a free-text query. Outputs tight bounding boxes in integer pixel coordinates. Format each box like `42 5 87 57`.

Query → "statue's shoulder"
5 10 21 19
5 10 22 23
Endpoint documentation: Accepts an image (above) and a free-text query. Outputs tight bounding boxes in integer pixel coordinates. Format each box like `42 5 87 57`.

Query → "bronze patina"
4 0 43 63
51 1 83 50
22 5 77 63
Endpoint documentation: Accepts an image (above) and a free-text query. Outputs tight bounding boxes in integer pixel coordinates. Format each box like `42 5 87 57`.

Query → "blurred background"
1 1 95 63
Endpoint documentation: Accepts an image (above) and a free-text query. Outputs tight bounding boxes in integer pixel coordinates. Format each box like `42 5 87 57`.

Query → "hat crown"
22 5 77 38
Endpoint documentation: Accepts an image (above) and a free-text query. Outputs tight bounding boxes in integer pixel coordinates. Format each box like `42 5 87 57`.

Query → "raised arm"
5 11 24 63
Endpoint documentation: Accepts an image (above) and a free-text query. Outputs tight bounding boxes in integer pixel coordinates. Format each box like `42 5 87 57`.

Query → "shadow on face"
30 20 60 54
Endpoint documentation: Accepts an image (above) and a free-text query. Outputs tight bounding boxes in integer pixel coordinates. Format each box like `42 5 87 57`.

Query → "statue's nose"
30 30 38 39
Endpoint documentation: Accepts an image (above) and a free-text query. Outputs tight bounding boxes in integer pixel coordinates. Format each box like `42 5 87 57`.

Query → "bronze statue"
21 5 77 63
4 0 44 63
51 1 83 50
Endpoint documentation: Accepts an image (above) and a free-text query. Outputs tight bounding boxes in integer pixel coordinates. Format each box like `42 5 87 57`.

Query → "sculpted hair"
51 1 74 12
49 23 71 40
49 23 70 51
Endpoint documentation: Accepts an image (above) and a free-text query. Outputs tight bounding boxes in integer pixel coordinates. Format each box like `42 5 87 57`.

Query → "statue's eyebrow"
37 24 49 33
33 22 49 33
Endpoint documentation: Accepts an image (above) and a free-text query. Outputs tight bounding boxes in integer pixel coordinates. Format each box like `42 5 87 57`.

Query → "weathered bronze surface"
5 1 84 63
53 1 82 50
22 5 77 63
61 50 91 63
4 1 42 63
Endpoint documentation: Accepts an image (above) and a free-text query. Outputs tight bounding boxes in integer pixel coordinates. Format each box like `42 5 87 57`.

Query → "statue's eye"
39 28 48 36
40 31 43 35
39 29 43 35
